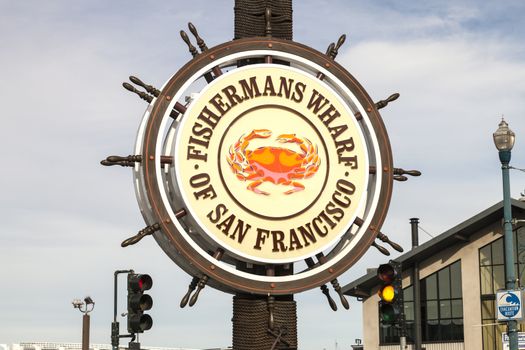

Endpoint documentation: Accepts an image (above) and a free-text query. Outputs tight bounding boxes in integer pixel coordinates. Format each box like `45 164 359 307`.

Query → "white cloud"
337 32 525 273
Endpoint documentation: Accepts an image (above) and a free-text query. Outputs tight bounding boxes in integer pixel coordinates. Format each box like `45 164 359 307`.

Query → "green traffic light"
379 302 399 323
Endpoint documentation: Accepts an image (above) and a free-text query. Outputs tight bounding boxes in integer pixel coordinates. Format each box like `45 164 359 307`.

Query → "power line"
418 224 435 238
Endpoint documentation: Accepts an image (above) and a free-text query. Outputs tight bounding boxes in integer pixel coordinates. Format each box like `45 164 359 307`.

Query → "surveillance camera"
72 299 84 308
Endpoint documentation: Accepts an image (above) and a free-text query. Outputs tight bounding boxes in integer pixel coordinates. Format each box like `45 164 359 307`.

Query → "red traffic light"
127 273 153 334
377 263 397 283
129 274 152 292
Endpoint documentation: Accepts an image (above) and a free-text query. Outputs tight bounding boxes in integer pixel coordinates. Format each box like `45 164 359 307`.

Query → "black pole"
410 218 422 350
112 269 134 350
114 272 118 323
396 260 407 350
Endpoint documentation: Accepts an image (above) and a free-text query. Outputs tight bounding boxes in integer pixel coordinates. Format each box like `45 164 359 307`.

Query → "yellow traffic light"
377 261 403 324
379 284 395 302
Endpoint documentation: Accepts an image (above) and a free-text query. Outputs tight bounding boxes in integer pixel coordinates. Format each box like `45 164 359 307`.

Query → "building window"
480 226 525 350
403 285 415 342
420 260 463 342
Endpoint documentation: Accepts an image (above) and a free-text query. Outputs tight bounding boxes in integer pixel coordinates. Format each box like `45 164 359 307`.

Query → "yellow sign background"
175 65 368 263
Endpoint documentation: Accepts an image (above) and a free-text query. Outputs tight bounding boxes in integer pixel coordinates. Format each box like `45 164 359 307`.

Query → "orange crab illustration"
226 129 321 195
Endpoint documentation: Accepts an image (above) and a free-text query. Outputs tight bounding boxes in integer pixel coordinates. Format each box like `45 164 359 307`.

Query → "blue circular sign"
498 292 521 318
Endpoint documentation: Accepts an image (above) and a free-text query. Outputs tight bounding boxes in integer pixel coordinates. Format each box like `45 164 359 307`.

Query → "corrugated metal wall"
380 342 464 350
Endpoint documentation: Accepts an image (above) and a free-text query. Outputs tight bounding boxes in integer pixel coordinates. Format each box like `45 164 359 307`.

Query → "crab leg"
284 181 305 195
247 180 269 195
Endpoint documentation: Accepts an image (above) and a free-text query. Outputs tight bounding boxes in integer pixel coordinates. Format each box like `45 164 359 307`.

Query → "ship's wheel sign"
177 64 368 263
103 32 420 303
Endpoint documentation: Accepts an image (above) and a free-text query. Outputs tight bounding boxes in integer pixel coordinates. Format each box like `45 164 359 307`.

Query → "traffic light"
127 273 153 333
377 261 403 324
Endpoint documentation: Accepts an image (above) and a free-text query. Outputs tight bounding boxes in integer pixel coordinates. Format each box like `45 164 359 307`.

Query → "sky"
1 1 525 349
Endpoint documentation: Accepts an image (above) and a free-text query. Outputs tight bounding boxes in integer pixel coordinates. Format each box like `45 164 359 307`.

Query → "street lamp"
72 296 95 350
493 118 518 350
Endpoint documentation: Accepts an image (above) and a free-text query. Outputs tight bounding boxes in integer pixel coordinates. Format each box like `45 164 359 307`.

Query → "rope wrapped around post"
232 295 297 350
234 0 293 40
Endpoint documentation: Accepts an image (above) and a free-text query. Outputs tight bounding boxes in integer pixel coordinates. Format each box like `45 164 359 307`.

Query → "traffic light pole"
112 269 134 350
410 218 422 350
399 313 407 350
394 261 407 350
128 341 141 350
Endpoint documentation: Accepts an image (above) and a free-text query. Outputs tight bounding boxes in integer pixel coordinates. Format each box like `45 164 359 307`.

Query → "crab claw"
276 133 300 143
248 129 272 139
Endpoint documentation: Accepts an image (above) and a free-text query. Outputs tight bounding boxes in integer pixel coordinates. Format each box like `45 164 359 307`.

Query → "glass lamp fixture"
493 118 515 151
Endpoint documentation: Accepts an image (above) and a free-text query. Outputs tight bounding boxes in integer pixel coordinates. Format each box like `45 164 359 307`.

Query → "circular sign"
174 65 368 263
498 291 522 319
132 38 394 295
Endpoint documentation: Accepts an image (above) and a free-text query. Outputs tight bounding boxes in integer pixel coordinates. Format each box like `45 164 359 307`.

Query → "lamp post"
72 296 95 350
493 118 517 350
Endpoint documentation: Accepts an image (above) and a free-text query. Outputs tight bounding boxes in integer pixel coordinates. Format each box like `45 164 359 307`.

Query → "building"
343 199 525 350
